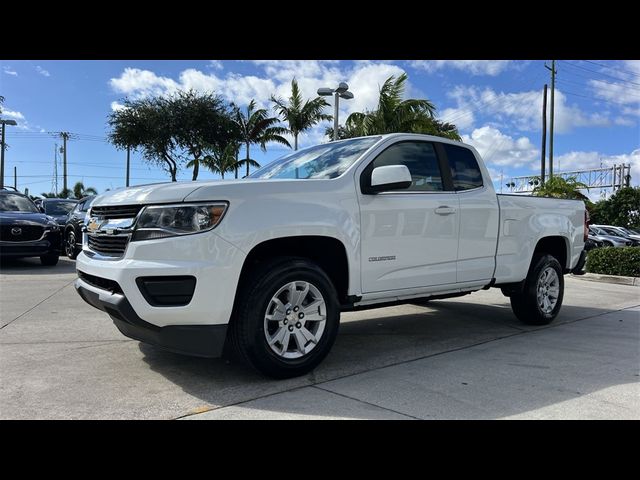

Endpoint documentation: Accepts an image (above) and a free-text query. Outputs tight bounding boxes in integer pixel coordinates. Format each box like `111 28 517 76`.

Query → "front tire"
40 253 59 266
65 230 79 260
510 254 564 325
228 257 340 379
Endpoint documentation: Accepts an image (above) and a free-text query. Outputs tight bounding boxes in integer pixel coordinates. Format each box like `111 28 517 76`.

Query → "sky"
1 59 638 200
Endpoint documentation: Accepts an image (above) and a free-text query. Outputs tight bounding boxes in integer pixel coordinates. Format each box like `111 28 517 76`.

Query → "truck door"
358 140 460 293
441 143 499 283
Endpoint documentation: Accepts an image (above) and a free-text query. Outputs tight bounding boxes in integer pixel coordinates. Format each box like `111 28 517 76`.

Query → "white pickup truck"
75 133 588 378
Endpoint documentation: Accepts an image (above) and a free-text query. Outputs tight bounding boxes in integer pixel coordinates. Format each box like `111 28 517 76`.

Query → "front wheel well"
235 236 350 305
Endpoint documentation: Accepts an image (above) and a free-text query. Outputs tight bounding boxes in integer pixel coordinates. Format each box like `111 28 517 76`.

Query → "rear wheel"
40 253 59 266
65 230 79 259
228 257 340 378
510 254 564 325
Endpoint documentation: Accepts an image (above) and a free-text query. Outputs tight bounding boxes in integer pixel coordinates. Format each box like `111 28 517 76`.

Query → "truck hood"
90 178 339 207
91 181 224 206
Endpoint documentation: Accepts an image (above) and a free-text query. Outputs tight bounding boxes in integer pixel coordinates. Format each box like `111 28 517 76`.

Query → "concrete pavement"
1 256 638 419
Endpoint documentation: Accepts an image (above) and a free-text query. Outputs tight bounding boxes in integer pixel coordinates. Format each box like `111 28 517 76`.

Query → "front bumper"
75 279 228 357
0 235 60 257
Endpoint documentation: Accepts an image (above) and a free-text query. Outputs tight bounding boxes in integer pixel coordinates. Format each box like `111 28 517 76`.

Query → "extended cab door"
441 143 499 283
358 139 460 293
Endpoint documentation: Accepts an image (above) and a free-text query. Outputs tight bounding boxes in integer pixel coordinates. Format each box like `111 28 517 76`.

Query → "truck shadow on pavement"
137 299 639 419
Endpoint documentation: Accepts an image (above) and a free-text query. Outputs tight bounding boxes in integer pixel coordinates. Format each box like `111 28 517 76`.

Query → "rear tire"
228 257 340 379
510 254 564 325
40 253 59 266
65 230 79 260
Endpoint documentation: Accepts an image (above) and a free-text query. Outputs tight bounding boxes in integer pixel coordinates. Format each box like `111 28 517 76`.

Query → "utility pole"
545 60 556 178
13 166 17 189
1 119 18 189
541 84 548 185
60 132 69 194
126 145 131 187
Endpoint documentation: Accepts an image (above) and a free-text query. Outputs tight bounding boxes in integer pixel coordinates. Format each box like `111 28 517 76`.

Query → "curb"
571 272 640 287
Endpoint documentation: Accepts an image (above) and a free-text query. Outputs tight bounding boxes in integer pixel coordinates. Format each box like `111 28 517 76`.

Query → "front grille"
0 225 44 242
78 270 123 294
87 234 129 257
91 205 143 219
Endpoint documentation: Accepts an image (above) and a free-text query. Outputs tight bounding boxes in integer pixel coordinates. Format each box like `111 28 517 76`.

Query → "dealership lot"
1 257 638 420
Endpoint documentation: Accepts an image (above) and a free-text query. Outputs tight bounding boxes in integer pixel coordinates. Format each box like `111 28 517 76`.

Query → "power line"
561 88 640 107
582 60 640 78
560 60 640 87
555 76 640 95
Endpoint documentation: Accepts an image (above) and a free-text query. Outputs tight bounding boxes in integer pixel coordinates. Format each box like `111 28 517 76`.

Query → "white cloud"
109 61 413 149
439 107 475 131
410 60 513 76
208 60 224 70
444 85 611 133
462 126 539 168
35 65 50 77
110 101 126 112
555 149 640 173
3 66 17 76
1 109 25 121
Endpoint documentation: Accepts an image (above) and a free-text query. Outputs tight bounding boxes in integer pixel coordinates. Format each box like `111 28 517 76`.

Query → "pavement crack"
311 385 420 419
0 280 75 331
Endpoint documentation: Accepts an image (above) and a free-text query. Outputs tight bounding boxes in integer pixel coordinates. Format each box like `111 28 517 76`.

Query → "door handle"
435 206 456 215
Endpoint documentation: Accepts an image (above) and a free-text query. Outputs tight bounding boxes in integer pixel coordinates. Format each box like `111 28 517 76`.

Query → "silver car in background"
591 225 640 244
588 226 633 247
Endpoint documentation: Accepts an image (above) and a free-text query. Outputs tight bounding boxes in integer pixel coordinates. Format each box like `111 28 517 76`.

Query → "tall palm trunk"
294 132 298 151
192 158 199 181
234 150 239 179
245 141 251 177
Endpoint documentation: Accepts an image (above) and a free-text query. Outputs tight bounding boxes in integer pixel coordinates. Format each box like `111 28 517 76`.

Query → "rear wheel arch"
532 236 569 271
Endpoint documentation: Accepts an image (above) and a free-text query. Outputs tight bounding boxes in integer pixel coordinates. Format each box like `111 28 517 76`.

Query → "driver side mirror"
365 165 412 194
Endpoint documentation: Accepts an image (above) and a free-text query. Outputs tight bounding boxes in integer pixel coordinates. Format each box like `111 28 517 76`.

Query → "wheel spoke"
279 331 291 355
268 326 287 346
293 330 307 355
300 326 318 344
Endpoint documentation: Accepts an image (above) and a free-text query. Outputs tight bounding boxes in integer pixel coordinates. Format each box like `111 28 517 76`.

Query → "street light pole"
334 92 340 141
318 83 354 141
1 119 18 189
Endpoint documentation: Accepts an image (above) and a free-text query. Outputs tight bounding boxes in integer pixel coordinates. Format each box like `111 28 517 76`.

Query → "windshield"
44 201 77 216
0 193 39 213
249 137 381 180
602 228 625 237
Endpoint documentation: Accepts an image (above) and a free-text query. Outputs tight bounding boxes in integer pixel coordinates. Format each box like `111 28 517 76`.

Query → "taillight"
584 210 590 242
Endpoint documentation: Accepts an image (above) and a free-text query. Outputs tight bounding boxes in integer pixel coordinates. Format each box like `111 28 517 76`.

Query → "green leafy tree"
270 79 332 150
108 90 237 182
532 176 590 201
40 192 59 198
233 100 290 178
327 73 461 141
590 187 640 229
72 181 98 199
108 96 180 181
171 91 237 181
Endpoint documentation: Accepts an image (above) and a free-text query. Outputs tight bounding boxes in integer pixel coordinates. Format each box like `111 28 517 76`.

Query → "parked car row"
589 225 640 248
0 187 95 265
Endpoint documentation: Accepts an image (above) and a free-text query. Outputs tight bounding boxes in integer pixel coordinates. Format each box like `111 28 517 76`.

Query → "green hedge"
586 247 640 277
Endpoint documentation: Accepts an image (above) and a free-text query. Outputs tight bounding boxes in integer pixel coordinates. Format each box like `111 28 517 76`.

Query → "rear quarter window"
445 144 483 191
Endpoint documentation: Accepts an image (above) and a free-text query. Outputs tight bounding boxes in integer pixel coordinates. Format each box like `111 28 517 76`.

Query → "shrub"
586 247 640 277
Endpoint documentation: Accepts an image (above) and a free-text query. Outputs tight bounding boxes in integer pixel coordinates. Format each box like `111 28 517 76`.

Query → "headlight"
131 202 228 241
45 222 59 231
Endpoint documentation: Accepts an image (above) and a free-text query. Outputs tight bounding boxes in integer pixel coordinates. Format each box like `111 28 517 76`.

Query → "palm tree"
233 100 290 177
201 142 240 180
270 79 332 150
330 73 460 141
72 181 98 199
532 176 589 201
